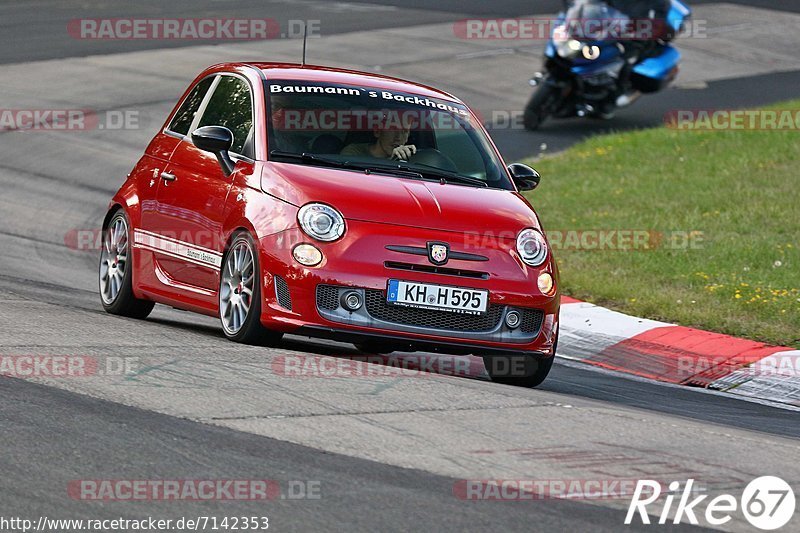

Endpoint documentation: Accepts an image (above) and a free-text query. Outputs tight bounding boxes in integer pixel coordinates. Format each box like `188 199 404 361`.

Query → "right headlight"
555 38 583 58
297 203 346 242
516 228 549 267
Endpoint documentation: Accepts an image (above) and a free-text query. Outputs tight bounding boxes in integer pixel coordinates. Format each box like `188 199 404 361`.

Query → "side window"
197 76 253 157
168 77 214 136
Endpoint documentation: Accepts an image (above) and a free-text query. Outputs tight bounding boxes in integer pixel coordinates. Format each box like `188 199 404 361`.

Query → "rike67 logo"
626 476 796 530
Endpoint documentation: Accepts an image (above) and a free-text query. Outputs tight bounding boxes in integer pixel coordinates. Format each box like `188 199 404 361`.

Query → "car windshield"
264 80 512 190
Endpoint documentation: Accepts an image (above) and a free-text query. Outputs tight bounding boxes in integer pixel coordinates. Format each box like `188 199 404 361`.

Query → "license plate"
386 280 489 315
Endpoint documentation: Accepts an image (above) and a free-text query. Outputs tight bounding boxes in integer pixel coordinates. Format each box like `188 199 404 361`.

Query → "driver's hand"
391 144 417 161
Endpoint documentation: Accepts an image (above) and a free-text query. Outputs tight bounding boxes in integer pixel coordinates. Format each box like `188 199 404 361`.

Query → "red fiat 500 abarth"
99 63 560 386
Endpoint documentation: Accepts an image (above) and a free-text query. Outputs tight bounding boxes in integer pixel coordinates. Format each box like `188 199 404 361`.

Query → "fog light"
538 272 555 295
341 291 362 311
505 310 521 329
292 243 322 266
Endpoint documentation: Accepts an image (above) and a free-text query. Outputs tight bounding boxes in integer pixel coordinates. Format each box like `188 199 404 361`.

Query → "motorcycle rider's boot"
616 91 642 108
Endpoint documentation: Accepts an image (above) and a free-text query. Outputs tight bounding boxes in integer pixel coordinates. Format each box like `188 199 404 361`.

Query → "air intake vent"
364 289 503 332
521 309 544 334
274 275 292 310
316 285 340 311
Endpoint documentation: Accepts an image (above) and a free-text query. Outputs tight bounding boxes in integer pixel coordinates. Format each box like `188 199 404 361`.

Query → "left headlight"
297 203 346 242
516 228 549 266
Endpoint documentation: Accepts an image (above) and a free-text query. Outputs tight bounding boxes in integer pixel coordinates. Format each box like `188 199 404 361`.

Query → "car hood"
261 162 541 236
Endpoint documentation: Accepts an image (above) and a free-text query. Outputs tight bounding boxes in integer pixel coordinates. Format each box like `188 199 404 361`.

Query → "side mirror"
191 125 235 176
507 163 541 191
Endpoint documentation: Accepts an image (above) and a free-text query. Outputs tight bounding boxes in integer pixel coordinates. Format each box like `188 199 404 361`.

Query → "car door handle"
160 172 177 182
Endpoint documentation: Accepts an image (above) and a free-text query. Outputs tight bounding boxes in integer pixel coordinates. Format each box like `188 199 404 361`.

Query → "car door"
136 77 215 237
136 75 216 291
145 74 256 293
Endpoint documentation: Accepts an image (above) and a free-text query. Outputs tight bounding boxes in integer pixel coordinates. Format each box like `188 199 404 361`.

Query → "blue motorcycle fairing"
632 45 680 81
668 0 692 33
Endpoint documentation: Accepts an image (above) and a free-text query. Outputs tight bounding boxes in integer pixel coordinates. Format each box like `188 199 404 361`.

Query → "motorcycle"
523 0 691 130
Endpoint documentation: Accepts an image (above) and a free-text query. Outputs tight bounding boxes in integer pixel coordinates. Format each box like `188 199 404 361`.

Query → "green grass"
524 100 800 348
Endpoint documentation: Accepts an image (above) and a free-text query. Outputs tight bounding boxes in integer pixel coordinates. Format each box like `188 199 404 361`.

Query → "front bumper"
315 284 543 344
295 325 551 358
257 223 560 356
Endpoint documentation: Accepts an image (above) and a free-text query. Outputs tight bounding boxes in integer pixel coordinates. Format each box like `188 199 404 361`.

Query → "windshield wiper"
362 166 426 181
269 150 346 168
270 151 487 188
386 162 488 188
270 150 425 180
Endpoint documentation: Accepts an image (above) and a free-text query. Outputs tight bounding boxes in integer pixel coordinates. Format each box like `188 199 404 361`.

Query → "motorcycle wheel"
523 83 558 131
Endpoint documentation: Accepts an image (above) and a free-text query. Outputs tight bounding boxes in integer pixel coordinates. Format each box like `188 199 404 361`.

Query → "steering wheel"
407 148 459 173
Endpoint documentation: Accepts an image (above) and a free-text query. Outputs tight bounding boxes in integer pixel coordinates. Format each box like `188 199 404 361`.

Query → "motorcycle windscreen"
563 1 629 41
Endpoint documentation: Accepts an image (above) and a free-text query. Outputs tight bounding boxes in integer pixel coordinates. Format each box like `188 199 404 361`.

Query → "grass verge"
524 100 800 348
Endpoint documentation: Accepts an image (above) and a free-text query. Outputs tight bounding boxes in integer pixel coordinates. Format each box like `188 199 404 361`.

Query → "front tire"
483 354 554 388
99 210 155 319
483 332 557 388
219 232 283 346
354 341 395 355
523 83 559 131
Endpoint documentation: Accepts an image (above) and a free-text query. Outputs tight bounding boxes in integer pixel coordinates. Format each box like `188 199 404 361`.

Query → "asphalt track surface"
1 1 799 531
1 377 712 532
3 0 800 66
3 1 800 160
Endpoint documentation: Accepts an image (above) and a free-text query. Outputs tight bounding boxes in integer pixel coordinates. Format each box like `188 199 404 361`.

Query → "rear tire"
219 231 283 346
523 83 558 131
99 210 155 319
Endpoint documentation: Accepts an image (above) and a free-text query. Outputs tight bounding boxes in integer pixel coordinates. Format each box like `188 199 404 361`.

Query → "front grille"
274 275 292 310
316 285 339 311
364 289 503 332
385 245 488 262
521 309 544 334
384 261 489 280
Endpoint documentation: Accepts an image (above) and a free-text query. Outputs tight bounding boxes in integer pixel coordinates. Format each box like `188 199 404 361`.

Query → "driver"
341 113 417 160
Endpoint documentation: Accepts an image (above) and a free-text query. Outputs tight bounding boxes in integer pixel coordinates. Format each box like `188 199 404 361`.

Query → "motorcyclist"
605 0 674 112
608 0 673 52
608 0 671 21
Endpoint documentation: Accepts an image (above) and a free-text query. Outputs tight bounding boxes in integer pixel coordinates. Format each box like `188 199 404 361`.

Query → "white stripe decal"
135 228 222 257
135 243 217 270
133 230 222 269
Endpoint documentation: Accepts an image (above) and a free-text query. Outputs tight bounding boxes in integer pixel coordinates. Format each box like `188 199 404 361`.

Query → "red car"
99 62 560 387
